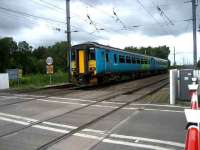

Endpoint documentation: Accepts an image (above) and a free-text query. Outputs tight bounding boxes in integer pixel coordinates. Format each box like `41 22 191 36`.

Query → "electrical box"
178 69 193 101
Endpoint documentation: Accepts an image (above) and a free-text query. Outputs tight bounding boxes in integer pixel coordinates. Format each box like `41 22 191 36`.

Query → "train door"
78 49 88 74
105 51 111 73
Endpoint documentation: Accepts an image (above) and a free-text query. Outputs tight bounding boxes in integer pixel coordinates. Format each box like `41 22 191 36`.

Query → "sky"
0 0 199 65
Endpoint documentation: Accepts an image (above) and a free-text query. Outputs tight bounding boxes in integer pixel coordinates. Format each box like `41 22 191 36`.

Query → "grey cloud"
0 0 199 47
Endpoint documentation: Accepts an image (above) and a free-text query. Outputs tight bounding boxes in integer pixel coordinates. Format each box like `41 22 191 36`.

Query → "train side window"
126 56 131 64
71 51 75 61
89 50 95 60
119 55 125 63
106 53 109 62
114 54 117 63
132 57 136 64
136 59 140 64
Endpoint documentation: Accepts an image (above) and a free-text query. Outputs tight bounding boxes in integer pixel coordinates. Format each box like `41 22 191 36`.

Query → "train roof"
72 42 168 62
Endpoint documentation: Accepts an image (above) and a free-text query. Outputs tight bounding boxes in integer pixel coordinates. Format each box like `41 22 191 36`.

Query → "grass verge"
9 71 68 89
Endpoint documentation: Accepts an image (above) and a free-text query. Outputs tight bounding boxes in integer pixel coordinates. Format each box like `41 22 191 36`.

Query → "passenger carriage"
71 42 168 84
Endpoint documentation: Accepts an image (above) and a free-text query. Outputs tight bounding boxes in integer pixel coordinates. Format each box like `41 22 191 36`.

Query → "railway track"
0 75 168 149
0 85 78 108
0 74 167 107
37 78 168 150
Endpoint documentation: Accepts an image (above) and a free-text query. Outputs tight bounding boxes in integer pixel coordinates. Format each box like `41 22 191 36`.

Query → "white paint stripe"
0 115 184 148
43 122 77 129
0 112 37 122
0 116 30 125
43 122 105 134
14 94 46 98
33 125 69 134
93 104 118 109
130 103 188 109
50 97 125 105
37 99 86 106
83 129 105 134
74 133 102 140
103 139 174 150
101 101 125 105
110 134 185 148
49 97 96 103
144 109 184 113
0 112 105 134
36 98 184 113
0 95 33 100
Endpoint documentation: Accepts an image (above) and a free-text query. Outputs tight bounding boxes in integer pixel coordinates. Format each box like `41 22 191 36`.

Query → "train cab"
71 44 97 84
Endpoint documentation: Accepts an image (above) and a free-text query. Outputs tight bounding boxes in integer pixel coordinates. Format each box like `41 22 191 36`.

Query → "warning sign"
46 65 54 74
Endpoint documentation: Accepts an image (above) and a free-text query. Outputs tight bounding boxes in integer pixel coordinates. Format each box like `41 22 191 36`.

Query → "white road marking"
103 139 174 150
49 97 96 103
13 94 46 98
43 122 77 129
0 112 184 149
74 133 102 140
50 97 124 105
130 103 189 109
0 112 37 122
33 125 69 134
37 99 87 106
110 134 185 148
144 109 184 113
0 116 29 125
35 99 184 113
0 95 33 100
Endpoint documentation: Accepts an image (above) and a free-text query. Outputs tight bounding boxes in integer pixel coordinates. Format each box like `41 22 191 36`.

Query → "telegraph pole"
66 0 71 82
192 0 197 67
173 46 176 66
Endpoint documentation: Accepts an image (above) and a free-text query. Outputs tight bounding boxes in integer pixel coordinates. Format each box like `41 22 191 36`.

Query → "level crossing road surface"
0 91 187 150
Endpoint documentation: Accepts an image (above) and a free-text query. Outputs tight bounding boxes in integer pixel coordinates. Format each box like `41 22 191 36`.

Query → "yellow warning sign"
46 65 54 74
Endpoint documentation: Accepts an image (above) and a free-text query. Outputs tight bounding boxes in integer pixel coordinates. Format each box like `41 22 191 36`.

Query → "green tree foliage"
125 45 170 60
0 36 170 74
0 37 17 72
0 37 68 74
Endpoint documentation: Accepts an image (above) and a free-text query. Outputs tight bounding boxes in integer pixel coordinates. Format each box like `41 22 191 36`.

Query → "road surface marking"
37 99 87 106
110 134 184 147
0 112 37 122
103 139 174 150
0 116 29 125
0 95 33 100
0 112 184 148
33 125 69 134
130 103 188 109
35 99 184 113
49 97 96 103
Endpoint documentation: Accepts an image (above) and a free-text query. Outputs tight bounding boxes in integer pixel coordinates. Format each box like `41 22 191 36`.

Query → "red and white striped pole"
185 78 200 150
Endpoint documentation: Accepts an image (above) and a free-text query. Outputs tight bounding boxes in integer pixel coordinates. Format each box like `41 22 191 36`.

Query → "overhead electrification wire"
135 0 171 35
112 8 127 29
156 6 175 25
0 6 66 24
30 0 65 15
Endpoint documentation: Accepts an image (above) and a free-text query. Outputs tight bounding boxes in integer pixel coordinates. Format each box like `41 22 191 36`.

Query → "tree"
18 41 32 52
125 45 170 60
0 37 17 72
47 41 68 72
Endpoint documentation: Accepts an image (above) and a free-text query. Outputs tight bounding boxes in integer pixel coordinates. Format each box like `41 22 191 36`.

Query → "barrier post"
170 69 177 105
185 77 200 150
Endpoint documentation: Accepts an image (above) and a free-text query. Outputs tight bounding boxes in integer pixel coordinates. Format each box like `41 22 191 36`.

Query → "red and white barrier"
185 78 200 150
